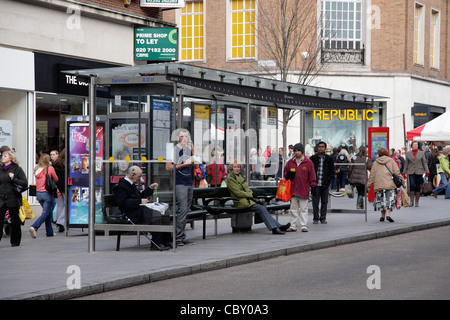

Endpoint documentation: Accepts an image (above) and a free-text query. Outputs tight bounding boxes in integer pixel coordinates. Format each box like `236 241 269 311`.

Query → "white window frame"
226 0 258 61
176 0 206 62
430 7 440 70
413 2 425 66
322 0 364 50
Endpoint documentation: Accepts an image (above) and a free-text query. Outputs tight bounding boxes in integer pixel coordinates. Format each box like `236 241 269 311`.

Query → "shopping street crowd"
1 133 449 250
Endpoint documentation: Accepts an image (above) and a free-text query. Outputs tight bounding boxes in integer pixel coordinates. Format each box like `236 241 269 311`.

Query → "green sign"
134 28 178 61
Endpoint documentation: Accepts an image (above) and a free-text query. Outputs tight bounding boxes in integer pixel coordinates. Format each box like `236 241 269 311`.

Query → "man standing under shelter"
284 143 317 232
166 129 198 247
310 141 335 224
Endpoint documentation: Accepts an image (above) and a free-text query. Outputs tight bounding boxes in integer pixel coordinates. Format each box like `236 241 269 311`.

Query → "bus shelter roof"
67 62 385 109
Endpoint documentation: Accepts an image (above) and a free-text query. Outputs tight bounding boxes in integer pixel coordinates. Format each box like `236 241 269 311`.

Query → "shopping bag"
345 184 354 198
199 179 208 188
276 179 291 202
396 189 402 210
19 207 26 224
22 197 35 220
401 188 410 207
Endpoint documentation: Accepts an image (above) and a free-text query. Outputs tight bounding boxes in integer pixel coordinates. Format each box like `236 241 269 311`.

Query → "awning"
407 111 450 141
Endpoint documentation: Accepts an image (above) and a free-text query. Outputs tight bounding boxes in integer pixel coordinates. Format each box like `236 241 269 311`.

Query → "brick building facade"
164 0 449 149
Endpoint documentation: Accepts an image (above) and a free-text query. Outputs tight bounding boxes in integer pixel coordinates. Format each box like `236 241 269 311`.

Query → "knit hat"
293 143 304 153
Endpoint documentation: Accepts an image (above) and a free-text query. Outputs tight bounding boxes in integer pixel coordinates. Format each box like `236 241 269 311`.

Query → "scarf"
2 163 12 172
412 149 418 159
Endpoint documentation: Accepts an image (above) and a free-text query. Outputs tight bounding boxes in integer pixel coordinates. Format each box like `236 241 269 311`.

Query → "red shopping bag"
276 180 291 202
396 189 402 210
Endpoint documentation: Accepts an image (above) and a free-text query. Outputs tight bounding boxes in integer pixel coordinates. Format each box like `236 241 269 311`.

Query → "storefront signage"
313 109 377 121
134 28 178 61
140 0 186 8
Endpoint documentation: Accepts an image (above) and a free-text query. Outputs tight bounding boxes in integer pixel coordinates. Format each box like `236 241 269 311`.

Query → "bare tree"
253 0 328 163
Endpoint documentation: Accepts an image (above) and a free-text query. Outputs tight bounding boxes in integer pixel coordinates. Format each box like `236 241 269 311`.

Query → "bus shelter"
66 63 382 252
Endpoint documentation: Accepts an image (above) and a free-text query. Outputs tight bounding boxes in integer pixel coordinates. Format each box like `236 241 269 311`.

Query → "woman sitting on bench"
226 161 290 235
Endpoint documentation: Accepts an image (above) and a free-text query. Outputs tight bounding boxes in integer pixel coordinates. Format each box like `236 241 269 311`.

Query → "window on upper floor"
430 8 440 70
322 0 362 50
230 0 256 60
414 2 425 66
179 0 204 61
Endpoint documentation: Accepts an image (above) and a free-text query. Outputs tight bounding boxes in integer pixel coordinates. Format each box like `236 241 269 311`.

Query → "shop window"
36 93 84 154
0 89 28 167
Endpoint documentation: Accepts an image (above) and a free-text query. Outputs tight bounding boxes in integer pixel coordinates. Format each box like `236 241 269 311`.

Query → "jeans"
311 186 329 221
408 174 423 193
432 173 449 196
175 184 193 242
249 204 280 231
32 191 56 237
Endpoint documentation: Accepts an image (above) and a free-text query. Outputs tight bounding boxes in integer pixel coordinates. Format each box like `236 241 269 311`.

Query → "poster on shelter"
67 124 103 226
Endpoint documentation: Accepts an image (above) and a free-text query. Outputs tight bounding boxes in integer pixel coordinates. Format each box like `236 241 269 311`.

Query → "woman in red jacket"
283 143 317 232
29 154 58 238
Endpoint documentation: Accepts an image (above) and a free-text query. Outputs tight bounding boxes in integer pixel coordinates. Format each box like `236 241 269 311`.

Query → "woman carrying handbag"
29 154 58 238
0 150 28 247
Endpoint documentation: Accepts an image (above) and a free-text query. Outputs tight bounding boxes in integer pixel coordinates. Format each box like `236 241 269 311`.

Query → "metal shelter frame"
66 62 384 252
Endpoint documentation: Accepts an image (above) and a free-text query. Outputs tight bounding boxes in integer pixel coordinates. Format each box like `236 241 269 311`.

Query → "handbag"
422 179 433 195
401 188 410 207
345 184 354 198
12 167 28 194
384 164 403 188
276 179 291 202
45 168 58 197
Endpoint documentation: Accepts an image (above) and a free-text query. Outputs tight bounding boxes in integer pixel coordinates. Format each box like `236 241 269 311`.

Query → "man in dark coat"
114 166 171 250
309 141 335 224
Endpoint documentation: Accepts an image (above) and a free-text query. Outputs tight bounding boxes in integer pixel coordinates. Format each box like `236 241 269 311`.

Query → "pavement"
1 194 449 300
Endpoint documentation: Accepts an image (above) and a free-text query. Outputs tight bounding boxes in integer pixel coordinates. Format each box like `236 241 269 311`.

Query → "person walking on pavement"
403 141 429 207
309 141 335 224
0 151 28 247
166 129 198 247
335 148 350 192
30 153 58 238
283 143 317 232
348 146 372 209
226 161 290 235
431 147 450 199
367 148 405 222
53 148 66 233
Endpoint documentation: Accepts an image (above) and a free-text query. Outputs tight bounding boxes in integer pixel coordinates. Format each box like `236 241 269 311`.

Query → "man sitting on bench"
226 161 290 235
114 166 171 251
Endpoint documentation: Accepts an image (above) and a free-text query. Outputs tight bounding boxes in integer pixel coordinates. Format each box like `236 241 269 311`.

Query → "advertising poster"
152 98 171 160
68 124 104 226
193 104 210 161
110 120 147 184
225 107 242 164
